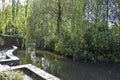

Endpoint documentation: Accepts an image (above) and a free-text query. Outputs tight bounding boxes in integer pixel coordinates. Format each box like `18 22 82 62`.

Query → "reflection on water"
41 57 50 70
17 50 120 80
30 51 36 65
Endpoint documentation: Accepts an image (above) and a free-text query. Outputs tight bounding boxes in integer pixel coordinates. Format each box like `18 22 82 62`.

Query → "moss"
17 50 65 60
0 37 5 46
36 50 65 60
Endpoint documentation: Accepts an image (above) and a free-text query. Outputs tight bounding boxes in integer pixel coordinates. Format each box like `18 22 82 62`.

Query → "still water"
17 50 120 80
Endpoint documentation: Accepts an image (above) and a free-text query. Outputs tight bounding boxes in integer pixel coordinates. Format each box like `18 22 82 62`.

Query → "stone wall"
11 64 60 80
0 48 20 66
0 59 19 66
0 35 46 50
0 36 24 49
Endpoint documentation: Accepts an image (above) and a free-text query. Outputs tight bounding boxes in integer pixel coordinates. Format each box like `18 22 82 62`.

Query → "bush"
45 34 58 52
0 70 24 80
55 25 120 62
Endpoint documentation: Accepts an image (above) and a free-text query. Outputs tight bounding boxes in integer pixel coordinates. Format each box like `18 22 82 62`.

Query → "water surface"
17 50 120 80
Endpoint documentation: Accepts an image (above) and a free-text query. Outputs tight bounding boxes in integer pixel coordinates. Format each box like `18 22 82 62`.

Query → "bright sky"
0 0 25 10
19 0 25 5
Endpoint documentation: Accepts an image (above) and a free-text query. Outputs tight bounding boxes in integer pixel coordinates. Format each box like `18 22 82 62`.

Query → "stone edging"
11 64 60 80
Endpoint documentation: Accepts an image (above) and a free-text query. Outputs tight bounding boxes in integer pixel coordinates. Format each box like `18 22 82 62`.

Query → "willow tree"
69 0 85 59
0 0 6 32
12 0 15 20
26 0 50 49
0 0 13 34
54 0 85 59
56 0 63 35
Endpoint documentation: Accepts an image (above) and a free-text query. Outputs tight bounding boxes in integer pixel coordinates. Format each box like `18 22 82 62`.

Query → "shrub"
55 25 120 62
45 34 58 52
0 70 24 80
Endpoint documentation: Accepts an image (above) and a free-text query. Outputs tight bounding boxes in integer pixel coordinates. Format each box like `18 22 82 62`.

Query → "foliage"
5 21 18 36
0 70 24 80
45 34 58 51
0 0 120 62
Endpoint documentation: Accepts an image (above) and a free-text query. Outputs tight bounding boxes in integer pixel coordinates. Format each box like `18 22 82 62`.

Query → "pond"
17 50 120 80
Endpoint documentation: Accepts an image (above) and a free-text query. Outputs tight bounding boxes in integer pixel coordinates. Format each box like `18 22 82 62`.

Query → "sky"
0 0 25 10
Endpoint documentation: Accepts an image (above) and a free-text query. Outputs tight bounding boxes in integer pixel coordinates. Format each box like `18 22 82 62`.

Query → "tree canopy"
0 0 120 61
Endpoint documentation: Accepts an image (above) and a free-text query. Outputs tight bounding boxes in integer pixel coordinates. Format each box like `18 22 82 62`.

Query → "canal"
17 50 120 80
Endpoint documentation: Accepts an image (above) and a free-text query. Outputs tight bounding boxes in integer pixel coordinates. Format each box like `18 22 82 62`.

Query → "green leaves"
0 0 120 62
